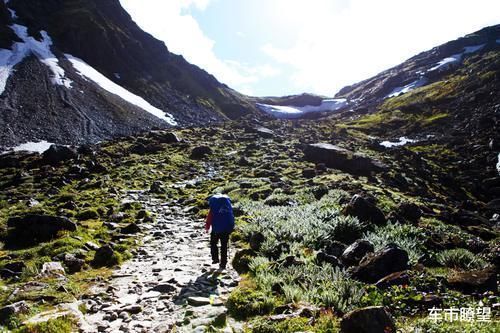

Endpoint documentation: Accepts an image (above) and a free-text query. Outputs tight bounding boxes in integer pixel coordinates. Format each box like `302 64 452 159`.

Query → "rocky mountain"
255 25 500 122
336 25 500 106
0 9 499 332
0 0 256 149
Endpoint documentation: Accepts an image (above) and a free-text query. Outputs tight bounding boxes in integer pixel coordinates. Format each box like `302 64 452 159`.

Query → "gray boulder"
343 194 386 226
341 240 374 267
0 301 30 324
303 143 386 175
340 306 396 333
351 244 409 283
190 145 212 159
41 145 77 165
7 215 77 246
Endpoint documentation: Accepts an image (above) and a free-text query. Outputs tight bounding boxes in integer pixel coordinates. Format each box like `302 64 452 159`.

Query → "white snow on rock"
0 46 24 94
7 8 17 19
428 53 462 72
380 137 417 148
428 44 485 73
463 44 485 54
387 77 428 98
65 54 177 125
256 99 348 119
1 141 55 155
10 25 72 88
0 2 72 93
385 43 487 100
7 141 54 154
496 153 500 176
0 25 73 93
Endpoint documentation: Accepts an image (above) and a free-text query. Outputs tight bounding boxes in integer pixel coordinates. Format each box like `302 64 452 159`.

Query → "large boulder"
62 254 85 274
150 180 165 193
343 194 386 226
393 202 422 223
351 244 409 283
41 145 77 165
91 245 120 268
130 143 163 155
6 215 77 247
232 249 256 274
39 262 66 278
254 127 274 138
316 251 342 267
446 268 497 293
341 240 374 267
340 306 396 333
375 271 410 289
149 131 181 144
303 143 386 175
190 145 212 159
450 210 490 227
121 223 141 234
0 301 30 324
0 152 23 169
249 232 265 251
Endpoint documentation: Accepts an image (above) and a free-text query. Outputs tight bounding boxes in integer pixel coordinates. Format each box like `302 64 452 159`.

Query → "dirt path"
82 189 241 333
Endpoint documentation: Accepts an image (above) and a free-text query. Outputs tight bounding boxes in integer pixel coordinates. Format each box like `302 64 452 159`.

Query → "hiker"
205 194 235 270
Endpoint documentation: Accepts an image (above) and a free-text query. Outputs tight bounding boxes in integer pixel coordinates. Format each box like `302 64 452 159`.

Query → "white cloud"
262 0 500 95
119 0 277 94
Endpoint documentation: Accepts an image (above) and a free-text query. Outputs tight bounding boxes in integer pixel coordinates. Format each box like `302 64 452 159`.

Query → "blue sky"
120 0 500 97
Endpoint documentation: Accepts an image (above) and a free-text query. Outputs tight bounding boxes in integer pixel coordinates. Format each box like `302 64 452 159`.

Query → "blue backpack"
209 194 235 233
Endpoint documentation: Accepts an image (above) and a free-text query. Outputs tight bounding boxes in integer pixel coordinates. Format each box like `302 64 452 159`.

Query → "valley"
0 1 499 332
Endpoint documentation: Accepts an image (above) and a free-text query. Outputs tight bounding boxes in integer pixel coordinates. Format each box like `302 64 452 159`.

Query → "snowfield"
380 137 417 148
1 141 55 155
387 77 428 98
65 54 177 125
256 99 348 119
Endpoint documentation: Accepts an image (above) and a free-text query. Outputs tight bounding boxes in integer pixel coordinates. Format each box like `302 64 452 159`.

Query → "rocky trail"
81 188 241 332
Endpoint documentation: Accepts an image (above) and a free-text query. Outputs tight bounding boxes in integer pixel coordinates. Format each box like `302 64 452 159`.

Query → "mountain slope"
336 25 500 107
0 0 256 149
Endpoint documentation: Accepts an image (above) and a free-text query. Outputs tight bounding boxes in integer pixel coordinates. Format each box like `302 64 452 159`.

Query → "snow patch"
428 54 462 72
256 99 348 119
463 44 485 54
65 54 177 125
496 153 500 176
0 2 72 93
8 8 17 19
0 23 73 94
387 77 428 98
428 44 485 73
1 141 55 155
380 137 417 148
10 25 72 88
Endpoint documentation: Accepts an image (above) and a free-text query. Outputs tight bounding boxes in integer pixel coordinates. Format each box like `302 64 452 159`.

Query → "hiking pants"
210 232 230 266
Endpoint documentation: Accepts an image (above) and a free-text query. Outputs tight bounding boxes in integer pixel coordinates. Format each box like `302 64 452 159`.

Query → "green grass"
436 249 488 270
364 222 427 264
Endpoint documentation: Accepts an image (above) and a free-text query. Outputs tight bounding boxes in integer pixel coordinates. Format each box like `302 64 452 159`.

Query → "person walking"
205 194 235 270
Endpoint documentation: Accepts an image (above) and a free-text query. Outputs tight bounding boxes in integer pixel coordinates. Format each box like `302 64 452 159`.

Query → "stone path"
82 190 241 332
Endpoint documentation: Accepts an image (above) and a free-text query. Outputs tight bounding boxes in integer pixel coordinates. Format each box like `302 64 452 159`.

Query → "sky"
119 0 500 97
